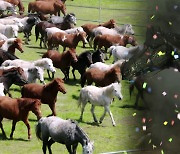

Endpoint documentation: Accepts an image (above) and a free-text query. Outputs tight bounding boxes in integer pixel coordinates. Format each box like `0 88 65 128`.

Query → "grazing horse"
35 14 76 48
0 67 27 97
71 51 93 80
81 65 121 87
4 0 25 15
0 38 24 55
28 1 66 16
36 116 94 154
78 82 123 126
42 49 77 80
47 31 88 51
0 96 42 139
21 78 66 116
81 19 116 47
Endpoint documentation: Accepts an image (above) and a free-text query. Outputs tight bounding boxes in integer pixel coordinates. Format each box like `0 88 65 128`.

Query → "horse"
0 96 42 139
48 13 76 25
71 51 93 80
0 49 18 65
81 65 121 87
0 83 5 96
35 15 76 48
89 60 124 71
0 67 28 97
89 24 135 47
0 1 17 15
21 78 66 116
0 38 24 55
78 82 123 126
2 58 56 76
81 19 116 47
109 45 143 62
42 49 77 80
28 1 66 16
36 116 94 154
47 31 88 51
4 0 25 15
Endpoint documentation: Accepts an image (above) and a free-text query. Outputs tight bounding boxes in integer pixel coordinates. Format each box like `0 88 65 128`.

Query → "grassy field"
0 0 148 153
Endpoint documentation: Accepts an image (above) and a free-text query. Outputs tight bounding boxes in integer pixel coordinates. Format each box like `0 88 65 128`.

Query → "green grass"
0 0 147 153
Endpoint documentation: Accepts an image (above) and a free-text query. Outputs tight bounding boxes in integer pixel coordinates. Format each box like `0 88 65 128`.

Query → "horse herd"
1 0 177 153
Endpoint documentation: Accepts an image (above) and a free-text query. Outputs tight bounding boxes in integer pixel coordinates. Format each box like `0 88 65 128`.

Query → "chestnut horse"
21 78 66 116
81 19 116 47
81 65 121 87
4 0 25 15
42 49 78 80
0 96 42 139
47 31 88 51
28 1 66 16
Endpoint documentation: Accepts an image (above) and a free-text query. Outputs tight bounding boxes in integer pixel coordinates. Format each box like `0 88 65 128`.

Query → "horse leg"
72 68 76 80
49 103 56 116
10 120 17 139
99 107 107 124
106 106 116 126
43 141 48 154
66 144 73 154
23 119 31 139
72 143 78 154
47 138 55 154
90 105 98 123
0 117 6 138
79 103 86 121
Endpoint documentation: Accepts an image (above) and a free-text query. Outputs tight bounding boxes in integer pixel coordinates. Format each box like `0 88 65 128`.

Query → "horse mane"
74 121 90 142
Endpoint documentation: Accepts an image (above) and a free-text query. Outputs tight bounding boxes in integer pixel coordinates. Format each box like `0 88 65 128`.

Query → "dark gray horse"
36 116 94 154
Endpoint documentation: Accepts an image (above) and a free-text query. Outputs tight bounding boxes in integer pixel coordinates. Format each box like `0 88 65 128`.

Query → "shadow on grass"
0 135 29 142
72 94 79 100
64 78 80 86
26 45 44 50
75 118 102 127
119 104 146 110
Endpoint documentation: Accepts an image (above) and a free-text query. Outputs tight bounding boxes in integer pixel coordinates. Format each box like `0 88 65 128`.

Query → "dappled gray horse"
36 116 94 154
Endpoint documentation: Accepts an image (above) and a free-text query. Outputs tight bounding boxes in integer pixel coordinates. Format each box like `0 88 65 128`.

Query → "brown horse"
47 31 87 51
81 65 121 87
21 78 66 116
28 1 66 16
0 96 42 139
42 49 78 80
4 0 25 15
81 19 116 47
7 38 24 55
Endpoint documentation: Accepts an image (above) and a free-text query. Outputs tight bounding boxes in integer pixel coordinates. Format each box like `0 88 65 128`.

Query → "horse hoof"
113 124 116 127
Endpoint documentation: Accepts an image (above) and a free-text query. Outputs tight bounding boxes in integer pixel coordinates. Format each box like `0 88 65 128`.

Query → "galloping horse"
21 78 66 116
0 96 42 139
36 116 94 154
78 82 123 126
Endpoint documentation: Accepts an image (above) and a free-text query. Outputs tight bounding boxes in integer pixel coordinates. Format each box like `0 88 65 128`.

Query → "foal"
78 82 123 126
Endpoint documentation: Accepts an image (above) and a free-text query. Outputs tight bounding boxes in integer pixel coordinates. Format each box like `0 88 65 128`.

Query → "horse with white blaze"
78 82 123 126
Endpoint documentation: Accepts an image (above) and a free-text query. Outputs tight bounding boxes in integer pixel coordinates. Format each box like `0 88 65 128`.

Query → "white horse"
78 82 123 126
109 45 143 62
0 33 8 40
2 58 56 73
36 116 94 154
89 60 124 71
0 82 5 96
0 1 17 15
0 24 20 38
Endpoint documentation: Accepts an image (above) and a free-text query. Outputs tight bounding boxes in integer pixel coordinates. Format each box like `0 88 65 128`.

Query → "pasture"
0 0 148 153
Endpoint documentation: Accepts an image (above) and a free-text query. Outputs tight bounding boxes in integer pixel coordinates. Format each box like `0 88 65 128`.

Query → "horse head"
69 48 78 63
13 38 24 53
77 31 88 45
64 13 76 25
83 140 94 154
54 78 66 94
54 1 66 16
112 82 123 100
30 99 42 120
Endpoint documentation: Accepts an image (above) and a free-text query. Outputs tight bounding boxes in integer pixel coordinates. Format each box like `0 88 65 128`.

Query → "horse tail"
35 119 42 140
80 73 86 87
35 24 40 42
